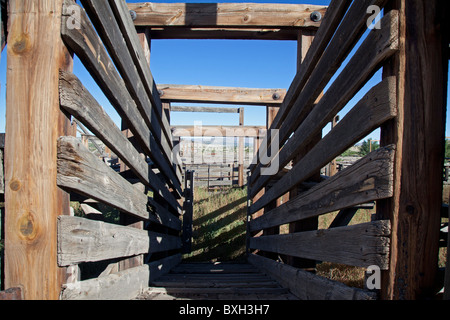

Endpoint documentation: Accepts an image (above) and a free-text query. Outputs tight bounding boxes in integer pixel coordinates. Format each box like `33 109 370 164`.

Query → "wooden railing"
3 0 190 300
247 0 448 300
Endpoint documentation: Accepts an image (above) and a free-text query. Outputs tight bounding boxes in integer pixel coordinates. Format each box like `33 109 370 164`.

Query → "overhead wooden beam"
158 84 286 105
128 3 327 28
172 125 266 137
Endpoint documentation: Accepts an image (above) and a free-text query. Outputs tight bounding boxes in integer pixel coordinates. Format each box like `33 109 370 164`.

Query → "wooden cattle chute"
0 0 448 300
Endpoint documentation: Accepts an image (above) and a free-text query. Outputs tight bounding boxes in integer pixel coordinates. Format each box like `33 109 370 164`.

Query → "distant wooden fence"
247 0 448 300
2 0 191 300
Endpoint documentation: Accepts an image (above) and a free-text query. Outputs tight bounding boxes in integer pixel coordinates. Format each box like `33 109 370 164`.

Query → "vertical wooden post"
4 0 73 299
238 107 245 187
379 0 448 300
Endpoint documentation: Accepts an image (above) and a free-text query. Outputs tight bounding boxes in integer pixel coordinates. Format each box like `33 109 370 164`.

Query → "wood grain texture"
157 84 286 105
57 136 149 220
60 254 181 300
128 3 327 28
4 0 73 300
250 145 395 232
57 216 181 266
250 220 391 269
248 254 376 300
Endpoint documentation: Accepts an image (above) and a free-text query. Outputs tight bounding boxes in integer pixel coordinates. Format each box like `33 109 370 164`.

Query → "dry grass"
183 187 248 262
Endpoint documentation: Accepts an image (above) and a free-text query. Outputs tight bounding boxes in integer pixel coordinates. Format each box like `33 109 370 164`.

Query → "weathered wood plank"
60 1 182 195
250 220 391 270
249 145 395 232
128 3 327 28
4 0 73 300
59 71 180 213
249 10 399 192
250 74 398 214
445 197 450 300
60 254 181 300
248 254 376 300
158 84 286 105
172 125 266 138
57 216 181 266
57 136 149 220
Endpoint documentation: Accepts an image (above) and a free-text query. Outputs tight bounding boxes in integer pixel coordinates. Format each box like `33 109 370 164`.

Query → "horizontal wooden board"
128 3 327 28
57 136 149 220
147 27 300 40
249 145 395 232
250 220 391 269
57 216 181 266
171 106 240 113
172 125 266 137
248 254 376 300
60 254 181 300
158 84 286 105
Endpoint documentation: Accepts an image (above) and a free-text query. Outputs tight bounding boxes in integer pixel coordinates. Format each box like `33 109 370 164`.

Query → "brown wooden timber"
250 220 391 270
172 126 266 138
250 145 395 233
378 0 448 300
158 84 286 105
128 3 326 28
60 2 182 194
4 0 73 300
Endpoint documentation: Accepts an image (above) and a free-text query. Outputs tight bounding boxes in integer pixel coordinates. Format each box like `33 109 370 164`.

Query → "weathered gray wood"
249 10 399 192
57 216 181 266
248 253 376 300
128 3 326 28
60 1 182 196
0 149 3 195
250 220 391 270
250 72 398 214
59 71 180 212
445 199 450 300
57 136 149 220
249 145 395 232
79 0 177 174
172 125 266 138
60 254 181 300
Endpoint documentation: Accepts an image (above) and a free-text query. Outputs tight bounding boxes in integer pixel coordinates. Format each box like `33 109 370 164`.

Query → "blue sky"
0 0 449 143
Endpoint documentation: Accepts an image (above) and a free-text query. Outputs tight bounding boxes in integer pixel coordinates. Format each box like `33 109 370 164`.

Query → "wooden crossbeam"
158 84 286 105
128 3 327 28
172 125 266 137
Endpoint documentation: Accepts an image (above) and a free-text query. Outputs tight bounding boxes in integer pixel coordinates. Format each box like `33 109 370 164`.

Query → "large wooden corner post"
4 0 73 299
379 0 448 299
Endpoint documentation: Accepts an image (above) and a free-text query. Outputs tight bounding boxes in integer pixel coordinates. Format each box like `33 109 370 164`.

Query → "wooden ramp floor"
136 262 298 300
